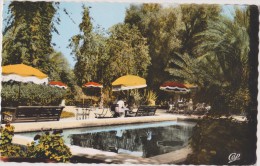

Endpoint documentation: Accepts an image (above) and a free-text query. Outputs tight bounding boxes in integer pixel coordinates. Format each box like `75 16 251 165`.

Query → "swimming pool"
20 121 196 158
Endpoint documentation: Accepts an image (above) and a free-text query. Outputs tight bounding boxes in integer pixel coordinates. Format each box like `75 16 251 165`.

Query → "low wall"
7 115 182 133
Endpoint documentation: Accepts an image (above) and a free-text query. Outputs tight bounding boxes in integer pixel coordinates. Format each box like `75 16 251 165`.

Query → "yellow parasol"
112 75 147 91
2 64 48 84
2 64 48 102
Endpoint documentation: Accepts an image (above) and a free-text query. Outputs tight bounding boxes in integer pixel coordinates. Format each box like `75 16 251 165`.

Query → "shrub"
1 82 66 106
0 124 25 157
186 117 256 165
0 124 72 162
143 90 157 106
27 130 72 162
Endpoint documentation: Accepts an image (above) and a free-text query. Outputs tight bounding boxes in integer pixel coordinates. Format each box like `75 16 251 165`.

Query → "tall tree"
105 23 150 84
2 1 59 74
179 4 221 57
125 4 182 89
69 6 108 86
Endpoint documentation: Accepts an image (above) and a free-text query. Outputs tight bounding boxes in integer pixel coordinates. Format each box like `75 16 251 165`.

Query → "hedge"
1 82 66 106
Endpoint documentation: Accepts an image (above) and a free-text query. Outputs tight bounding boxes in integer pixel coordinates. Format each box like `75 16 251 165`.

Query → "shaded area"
185 117 256 165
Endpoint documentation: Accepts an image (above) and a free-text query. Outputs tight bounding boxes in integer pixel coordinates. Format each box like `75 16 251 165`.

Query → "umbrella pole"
18 82 21 105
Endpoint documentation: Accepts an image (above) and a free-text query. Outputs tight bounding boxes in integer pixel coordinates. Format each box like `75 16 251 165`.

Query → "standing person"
188 99 194 113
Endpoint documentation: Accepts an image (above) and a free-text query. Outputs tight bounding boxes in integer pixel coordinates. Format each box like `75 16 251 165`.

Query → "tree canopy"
2 2 254 115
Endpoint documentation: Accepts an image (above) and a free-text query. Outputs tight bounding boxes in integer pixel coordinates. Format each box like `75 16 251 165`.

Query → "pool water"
19 121 196 158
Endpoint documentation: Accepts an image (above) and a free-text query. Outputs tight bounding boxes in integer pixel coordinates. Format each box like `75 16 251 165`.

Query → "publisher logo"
228 153 240 163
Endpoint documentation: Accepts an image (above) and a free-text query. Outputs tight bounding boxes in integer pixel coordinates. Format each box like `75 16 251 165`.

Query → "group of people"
167 98 211 115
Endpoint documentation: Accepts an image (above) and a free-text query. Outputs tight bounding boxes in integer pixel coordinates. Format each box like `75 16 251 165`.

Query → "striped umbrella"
82 82 103 107
2 64 48 101
82 82 103 88
2 64 48 84
49 81 68 89
160 82 190 94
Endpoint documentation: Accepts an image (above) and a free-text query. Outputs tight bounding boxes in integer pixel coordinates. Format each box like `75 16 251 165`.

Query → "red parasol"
49 81 68 89
82 82 103 88
160 82 190 93
82 82 103 107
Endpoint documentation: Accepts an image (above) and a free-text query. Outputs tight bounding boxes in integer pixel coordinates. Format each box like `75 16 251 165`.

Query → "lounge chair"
94 104 118 118
126 105 157 117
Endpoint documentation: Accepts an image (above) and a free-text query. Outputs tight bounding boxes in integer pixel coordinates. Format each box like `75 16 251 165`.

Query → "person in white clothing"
116 98 126 117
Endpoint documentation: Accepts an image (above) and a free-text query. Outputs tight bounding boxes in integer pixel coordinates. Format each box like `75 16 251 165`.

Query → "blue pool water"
19 121 196 158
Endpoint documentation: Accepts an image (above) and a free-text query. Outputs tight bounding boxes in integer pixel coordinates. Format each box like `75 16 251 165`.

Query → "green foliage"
186 117 256 165
60 111 75 118
2 2 77 104
0 125 71 162
130 90 143 106
221 87 250 115
69 6 109 86
125 4 183 89
3 1 58 74
27 131 72 162
106 23 150 83
1 82 66 106
195 15 249 88
0 124 26 157
143 90 157 105
179 4 221 57
166 7 250 115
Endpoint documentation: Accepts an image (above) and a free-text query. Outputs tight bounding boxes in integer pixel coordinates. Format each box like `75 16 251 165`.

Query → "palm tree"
195 12 249 89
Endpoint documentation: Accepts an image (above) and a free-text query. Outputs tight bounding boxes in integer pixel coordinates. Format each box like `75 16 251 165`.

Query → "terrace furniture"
125 105 157 117
167 104 177 113
94 107 110 118
1 106 64 123
95 104 118 118
76 108 90 120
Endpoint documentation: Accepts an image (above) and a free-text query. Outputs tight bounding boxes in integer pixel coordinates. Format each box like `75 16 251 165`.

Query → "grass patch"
61 111 75 119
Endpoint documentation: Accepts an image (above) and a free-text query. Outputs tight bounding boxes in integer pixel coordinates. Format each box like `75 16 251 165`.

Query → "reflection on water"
69 122 195 158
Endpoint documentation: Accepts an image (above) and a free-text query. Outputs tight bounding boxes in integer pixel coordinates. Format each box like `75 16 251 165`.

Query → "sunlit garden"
0 1 258 165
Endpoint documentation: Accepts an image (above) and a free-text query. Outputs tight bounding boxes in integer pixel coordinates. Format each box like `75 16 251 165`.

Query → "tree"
178 4 221 57
105 23 150 84
2 1 59 75
69 6 108 86
196 15 249 89
165 6 251 114
47 51 72 82
125 4 183 90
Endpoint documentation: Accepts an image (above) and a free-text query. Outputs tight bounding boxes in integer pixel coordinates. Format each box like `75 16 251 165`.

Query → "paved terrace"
3 106 246 164
4 106 245 133
7 107 201 133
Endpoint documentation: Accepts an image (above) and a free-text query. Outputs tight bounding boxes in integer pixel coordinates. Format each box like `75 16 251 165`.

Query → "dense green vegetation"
0 124 25 157
1 83 66 106
1 2 257 164
27 130 72 162
2 2 255 115
185 117 256 165
0 124 71 162
2 2 77 105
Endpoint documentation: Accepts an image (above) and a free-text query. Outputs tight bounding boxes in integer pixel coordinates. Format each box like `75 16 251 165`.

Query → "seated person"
115 98 128 117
